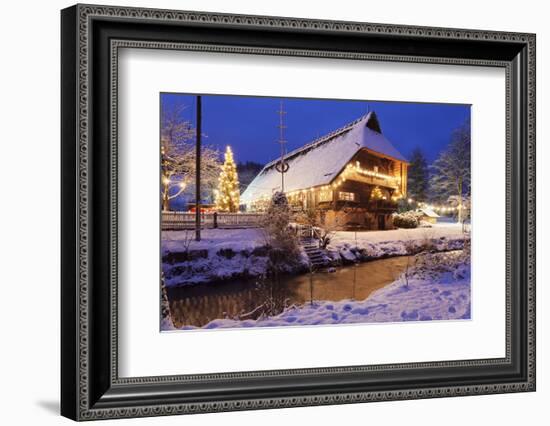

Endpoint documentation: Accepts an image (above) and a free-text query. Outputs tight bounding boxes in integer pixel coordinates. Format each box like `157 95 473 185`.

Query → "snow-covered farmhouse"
241 112 409 230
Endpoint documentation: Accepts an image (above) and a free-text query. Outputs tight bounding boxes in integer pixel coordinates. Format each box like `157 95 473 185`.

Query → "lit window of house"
319 190 333 202
338 191 355 201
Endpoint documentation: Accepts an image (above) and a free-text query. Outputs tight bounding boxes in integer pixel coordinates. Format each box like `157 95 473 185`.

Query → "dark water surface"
167 256 412 327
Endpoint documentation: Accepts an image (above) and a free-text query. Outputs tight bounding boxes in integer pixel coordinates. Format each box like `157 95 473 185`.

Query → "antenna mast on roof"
275 100 289 192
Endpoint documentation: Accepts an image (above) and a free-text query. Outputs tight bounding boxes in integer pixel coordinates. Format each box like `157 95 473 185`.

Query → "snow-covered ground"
169 251 470 330
162 228 267 256
162 223 468 287
162 223 465 255
331 222 467 245
327 223 467 262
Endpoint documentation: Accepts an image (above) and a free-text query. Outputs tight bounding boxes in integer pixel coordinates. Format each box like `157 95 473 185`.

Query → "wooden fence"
162 211 265 230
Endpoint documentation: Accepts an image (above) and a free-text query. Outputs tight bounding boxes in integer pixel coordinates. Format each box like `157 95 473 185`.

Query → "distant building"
417 207 440 224
241 112 408 230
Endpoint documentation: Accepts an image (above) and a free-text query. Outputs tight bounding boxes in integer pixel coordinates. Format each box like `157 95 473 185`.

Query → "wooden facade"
287 149 408 230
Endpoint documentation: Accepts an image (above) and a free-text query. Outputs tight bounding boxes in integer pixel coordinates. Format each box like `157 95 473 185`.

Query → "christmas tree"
215 146 240 212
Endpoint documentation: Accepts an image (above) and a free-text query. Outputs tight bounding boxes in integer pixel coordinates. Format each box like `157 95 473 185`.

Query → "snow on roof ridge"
262 112 373 170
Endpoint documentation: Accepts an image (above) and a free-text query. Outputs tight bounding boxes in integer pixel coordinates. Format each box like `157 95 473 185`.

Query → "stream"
167 255 413 328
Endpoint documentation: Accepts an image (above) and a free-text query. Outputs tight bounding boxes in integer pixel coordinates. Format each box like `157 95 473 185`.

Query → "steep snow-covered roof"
241 112 407 204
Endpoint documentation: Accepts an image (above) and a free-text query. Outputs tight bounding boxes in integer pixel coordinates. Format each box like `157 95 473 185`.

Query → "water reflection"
167 256 411 328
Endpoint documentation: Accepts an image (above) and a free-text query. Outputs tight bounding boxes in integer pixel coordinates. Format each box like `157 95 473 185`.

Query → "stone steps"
299 234 328 268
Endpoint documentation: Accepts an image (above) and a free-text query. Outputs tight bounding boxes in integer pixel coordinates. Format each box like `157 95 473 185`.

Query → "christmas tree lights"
215 146 240 212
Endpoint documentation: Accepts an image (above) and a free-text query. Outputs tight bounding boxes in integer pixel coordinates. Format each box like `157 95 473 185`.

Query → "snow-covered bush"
397 198 416 213
392 211 423 228
271 191 289 207
415 247 470 281
262 192 300 272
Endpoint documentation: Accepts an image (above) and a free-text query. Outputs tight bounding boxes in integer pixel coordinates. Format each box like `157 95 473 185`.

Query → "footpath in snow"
161 223 468 287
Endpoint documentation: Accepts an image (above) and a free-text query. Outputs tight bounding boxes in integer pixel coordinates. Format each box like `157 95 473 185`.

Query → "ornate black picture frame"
61 4 536 421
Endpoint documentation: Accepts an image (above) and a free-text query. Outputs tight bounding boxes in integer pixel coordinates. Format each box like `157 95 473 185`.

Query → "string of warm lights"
285 162 402 200
349 161 400 183
287 187 323 198
412 200 465 212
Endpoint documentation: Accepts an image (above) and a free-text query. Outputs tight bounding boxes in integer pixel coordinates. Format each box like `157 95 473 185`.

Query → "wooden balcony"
345 170 400 190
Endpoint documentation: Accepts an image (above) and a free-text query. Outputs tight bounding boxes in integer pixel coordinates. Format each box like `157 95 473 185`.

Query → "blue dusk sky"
160 93 470 165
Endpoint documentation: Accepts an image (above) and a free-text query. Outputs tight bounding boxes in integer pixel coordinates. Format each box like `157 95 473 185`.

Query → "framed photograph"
61 4 536 421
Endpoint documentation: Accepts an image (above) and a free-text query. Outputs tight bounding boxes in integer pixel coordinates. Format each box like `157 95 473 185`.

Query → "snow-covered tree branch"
429 120 471 222
160 101 220 211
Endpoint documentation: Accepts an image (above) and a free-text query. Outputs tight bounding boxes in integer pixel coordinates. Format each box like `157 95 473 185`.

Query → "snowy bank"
162 228 308 287
326 223 467 264
331 222 467 246
175 251 470 330
162 223 468 287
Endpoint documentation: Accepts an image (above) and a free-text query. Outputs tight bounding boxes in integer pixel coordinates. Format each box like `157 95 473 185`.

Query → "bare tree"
160 101 220 211
430 120 471 223
448 194 471 231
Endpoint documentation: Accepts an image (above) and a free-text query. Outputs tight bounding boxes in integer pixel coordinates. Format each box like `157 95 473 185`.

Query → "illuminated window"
319 190 333 202
338 191 355 201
